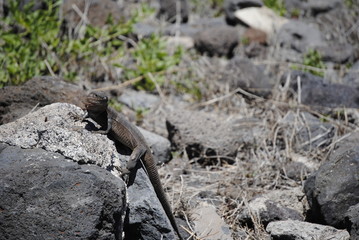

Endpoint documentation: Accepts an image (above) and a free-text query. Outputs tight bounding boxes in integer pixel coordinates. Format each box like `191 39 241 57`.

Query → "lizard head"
85 91 108 111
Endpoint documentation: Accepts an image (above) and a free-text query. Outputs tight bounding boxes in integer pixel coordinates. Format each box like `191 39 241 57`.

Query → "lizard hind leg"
127 146 147 171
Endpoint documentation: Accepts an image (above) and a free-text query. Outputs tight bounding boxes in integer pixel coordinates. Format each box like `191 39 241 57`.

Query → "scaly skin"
84 91 182 240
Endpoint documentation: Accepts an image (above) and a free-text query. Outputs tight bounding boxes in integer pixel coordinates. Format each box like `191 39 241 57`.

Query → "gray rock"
139 127 172 164
126 167 177 240
193 26 239 57
266 220 350 240
307 0 342 16
156 0 189 23
193 202 234 240
343 61 359 86
315 44 355 64
0 103 178 239
304 131 359 229
286 71 359 108
239 189 304 227
0 76 85 125
118 89 160 110
224 0 263 25
166 108 265 164
0 143 126 240
276 20 323 53
220 56 273 97
345 204 359 240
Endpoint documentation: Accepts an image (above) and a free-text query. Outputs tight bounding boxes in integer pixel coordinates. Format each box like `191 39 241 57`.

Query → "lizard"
84 91 182 240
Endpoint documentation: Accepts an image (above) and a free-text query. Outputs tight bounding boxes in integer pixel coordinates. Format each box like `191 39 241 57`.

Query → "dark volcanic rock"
285 71 359 108
0 103 178 240
0 76 85 125
266 220 350 240
224 0 263 25
304 131 359 229
315 44 356 64
343 61 359 86
307 0 342 16
345 204 359 239
194 26 239 58
166 108 265 164
0 143 126 240
156 0 189 23
276 20 323 53
239 199 303 227
220 56 273 97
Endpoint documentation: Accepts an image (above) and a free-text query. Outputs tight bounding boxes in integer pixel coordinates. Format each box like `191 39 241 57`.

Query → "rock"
193 26 239 57
343 61 359 86
279 111 335 151
220 56 273 97
0 143 126 240
315 44 355 64
161 17 228 37
307 0 342 16
282 161 310 181
0 103 121 168
156 0 189 23
0 76 85 125
0 103 178 239
166 108 265 164
266 220 350 240
192 202 234 240
243 28 267 44
276 20 323 53
126 166 177 240
224 0 263 25
285 71 359 108
234 7 288 36
139 127 172 164
304 131 359 229
239 188 305 227
345 204 359 239
61 0 127 29
118 89 160 110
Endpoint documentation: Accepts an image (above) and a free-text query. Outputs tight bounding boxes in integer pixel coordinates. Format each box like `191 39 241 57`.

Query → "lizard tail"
143 154 183 240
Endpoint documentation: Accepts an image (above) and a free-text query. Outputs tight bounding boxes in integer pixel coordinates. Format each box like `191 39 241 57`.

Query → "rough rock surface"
166 108 265 163
220 56 273 97
266 220 350 240
193 202 234 240
0 76 85 125
239 188 306 227
345 204 359 240
304 131 359 229
0 143 126 240
315 44 356 64
276 21 323 53
193 26 239 58
0 103 177 239
286 71 359 108
156 0 189 23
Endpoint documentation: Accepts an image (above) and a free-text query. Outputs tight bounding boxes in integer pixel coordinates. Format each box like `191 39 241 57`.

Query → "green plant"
291 49 325 77
263 0 287 16
0 0 140 87
121 34 183 91
302 49 325 77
